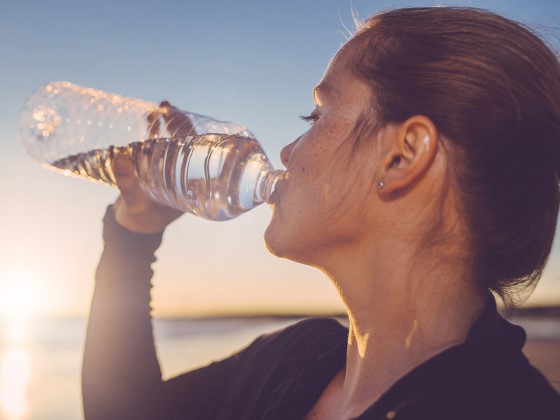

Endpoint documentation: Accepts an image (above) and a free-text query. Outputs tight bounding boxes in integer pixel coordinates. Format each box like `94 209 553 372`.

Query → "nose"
280 137 300 168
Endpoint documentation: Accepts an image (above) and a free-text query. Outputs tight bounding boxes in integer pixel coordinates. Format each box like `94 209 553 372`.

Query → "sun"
0 266 47 319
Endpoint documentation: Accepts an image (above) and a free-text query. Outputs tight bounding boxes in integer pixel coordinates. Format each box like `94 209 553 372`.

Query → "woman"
82 7 560 419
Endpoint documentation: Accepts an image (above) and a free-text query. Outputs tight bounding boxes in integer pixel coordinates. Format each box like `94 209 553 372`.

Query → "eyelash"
299 112 320 125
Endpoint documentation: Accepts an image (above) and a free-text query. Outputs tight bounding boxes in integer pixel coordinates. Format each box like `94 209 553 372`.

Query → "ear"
378 115 438 195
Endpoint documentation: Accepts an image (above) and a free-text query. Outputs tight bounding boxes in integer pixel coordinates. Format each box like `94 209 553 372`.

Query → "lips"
268 190 279 205
274 177 287 194
268 177 287 206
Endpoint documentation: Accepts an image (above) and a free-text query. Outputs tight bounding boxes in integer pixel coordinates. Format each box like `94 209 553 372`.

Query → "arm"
82 207 238 420
82 206 164 419
82 130 230 418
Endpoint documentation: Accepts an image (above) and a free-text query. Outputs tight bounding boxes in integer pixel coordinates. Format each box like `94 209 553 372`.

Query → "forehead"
314 44 370 106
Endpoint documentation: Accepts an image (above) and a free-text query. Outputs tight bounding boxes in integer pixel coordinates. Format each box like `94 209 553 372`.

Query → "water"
0 316 303 420
1 314 558 420
50 135 283 221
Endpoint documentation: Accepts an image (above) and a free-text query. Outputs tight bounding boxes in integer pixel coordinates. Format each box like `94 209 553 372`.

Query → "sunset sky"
1 0 559 318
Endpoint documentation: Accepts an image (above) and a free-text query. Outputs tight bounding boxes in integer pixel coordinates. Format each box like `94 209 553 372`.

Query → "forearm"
82 206 164 419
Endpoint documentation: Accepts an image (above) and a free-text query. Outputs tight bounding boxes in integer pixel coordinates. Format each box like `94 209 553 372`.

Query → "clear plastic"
19 81 284 221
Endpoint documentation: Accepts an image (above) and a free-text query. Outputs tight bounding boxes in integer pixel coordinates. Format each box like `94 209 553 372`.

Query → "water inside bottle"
49 134 280 221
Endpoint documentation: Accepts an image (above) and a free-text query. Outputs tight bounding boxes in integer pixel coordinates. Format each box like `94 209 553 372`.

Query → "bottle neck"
262 169 285 204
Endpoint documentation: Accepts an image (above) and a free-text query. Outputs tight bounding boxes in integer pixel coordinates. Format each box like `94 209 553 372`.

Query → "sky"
0 0 559 318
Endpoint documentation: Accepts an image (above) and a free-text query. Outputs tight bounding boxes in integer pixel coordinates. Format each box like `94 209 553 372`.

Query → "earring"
377 180 385 190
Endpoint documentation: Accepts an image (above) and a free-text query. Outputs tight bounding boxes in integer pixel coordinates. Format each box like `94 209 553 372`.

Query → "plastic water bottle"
19 81 284 221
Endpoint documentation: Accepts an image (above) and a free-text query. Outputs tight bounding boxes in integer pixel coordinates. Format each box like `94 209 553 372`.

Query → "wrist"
112 199 168 234
103 205 163 255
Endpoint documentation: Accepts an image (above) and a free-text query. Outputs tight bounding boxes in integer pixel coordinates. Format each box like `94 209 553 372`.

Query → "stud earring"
377 180 385 190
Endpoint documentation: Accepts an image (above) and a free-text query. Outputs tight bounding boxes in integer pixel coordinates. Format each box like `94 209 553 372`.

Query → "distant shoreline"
35 305 560 321
156 305 560 320
507 305 560 317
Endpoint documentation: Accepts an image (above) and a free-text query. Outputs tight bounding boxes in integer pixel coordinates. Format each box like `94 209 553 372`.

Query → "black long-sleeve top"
82 207 560 419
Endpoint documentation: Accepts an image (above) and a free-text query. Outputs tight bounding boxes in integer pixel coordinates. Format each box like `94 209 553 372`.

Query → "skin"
112 40 486 419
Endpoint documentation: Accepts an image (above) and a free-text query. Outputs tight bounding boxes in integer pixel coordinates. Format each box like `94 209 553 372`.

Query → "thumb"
111 153 151 210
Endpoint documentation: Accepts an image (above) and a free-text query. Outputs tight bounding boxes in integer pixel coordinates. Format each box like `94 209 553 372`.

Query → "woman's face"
265 46 382 265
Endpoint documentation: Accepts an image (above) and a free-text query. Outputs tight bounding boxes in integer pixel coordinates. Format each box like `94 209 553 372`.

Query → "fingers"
112 153 154 212
145 101 175 139
158 101 196 137
111 153 184 234
112 154 142 198
146 101 196 139
147 108 162 139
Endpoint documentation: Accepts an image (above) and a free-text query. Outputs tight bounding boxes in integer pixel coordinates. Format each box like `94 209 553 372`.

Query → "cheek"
288 132 345 181
265 163 373 259
289 135 364 209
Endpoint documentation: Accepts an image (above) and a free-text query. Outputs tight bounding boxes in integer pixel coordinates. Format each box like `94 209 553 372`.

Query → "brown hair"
350 7 560 303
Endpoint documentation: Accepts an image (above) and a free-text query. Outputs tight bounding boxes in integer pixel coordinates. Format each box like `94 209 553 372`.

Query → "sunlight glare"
2 316 30 347
0 266 48 319
0 348 31 420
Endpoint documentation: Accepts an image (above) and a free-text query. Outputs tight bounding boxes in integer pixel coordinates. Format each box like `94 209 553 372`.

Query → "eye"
299 111 320 125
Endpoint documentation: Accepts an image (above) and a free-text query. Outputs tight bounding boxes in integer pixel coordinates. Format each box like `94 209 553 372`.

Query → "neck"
322 244 486 418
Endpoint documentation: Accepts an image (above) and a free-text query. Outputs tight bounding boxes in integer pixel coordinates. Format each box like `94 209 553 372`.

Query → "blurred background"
0 0 559 418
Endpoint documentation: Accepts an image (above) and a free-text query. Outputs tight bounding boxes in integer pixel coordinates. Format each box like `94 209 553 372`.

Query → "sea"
0 314 558 420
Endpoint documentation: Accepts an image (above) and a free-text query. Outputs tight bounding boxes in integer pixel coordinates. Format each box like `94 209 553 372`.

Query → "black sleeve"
81 207 235 420
81 207 349 420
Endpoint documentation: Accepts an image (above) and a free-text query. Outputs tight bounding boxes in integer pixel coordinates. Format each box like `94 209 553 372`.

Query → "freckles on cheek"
322 184 333 201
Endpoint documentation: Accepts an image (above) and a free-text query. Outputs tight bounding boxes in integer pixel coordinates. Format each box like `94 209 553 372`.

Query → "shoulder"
239 317 347 360
213 317 347 417
440 353 560 419
397 331 560 420
263 317 347 341
449 301 560 418
224 317 346 378
494 361 560 418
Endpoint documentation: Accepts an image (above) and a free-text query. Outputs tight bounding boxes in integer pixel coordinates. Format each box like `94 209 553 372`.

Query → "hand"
111 152 183 234
147 101 196 138
110 101 192 234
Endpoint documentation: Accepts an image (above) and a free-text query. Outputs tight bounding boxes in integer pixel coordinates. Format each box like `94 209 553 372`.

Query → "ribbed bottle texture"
19 82 283 221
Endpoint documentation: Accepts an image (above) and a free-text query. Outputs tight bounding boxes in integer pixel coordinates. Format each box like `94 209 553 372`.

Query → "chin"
264 225 296 260
264 213 318 264
265 226 316 268
264 224 285 258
